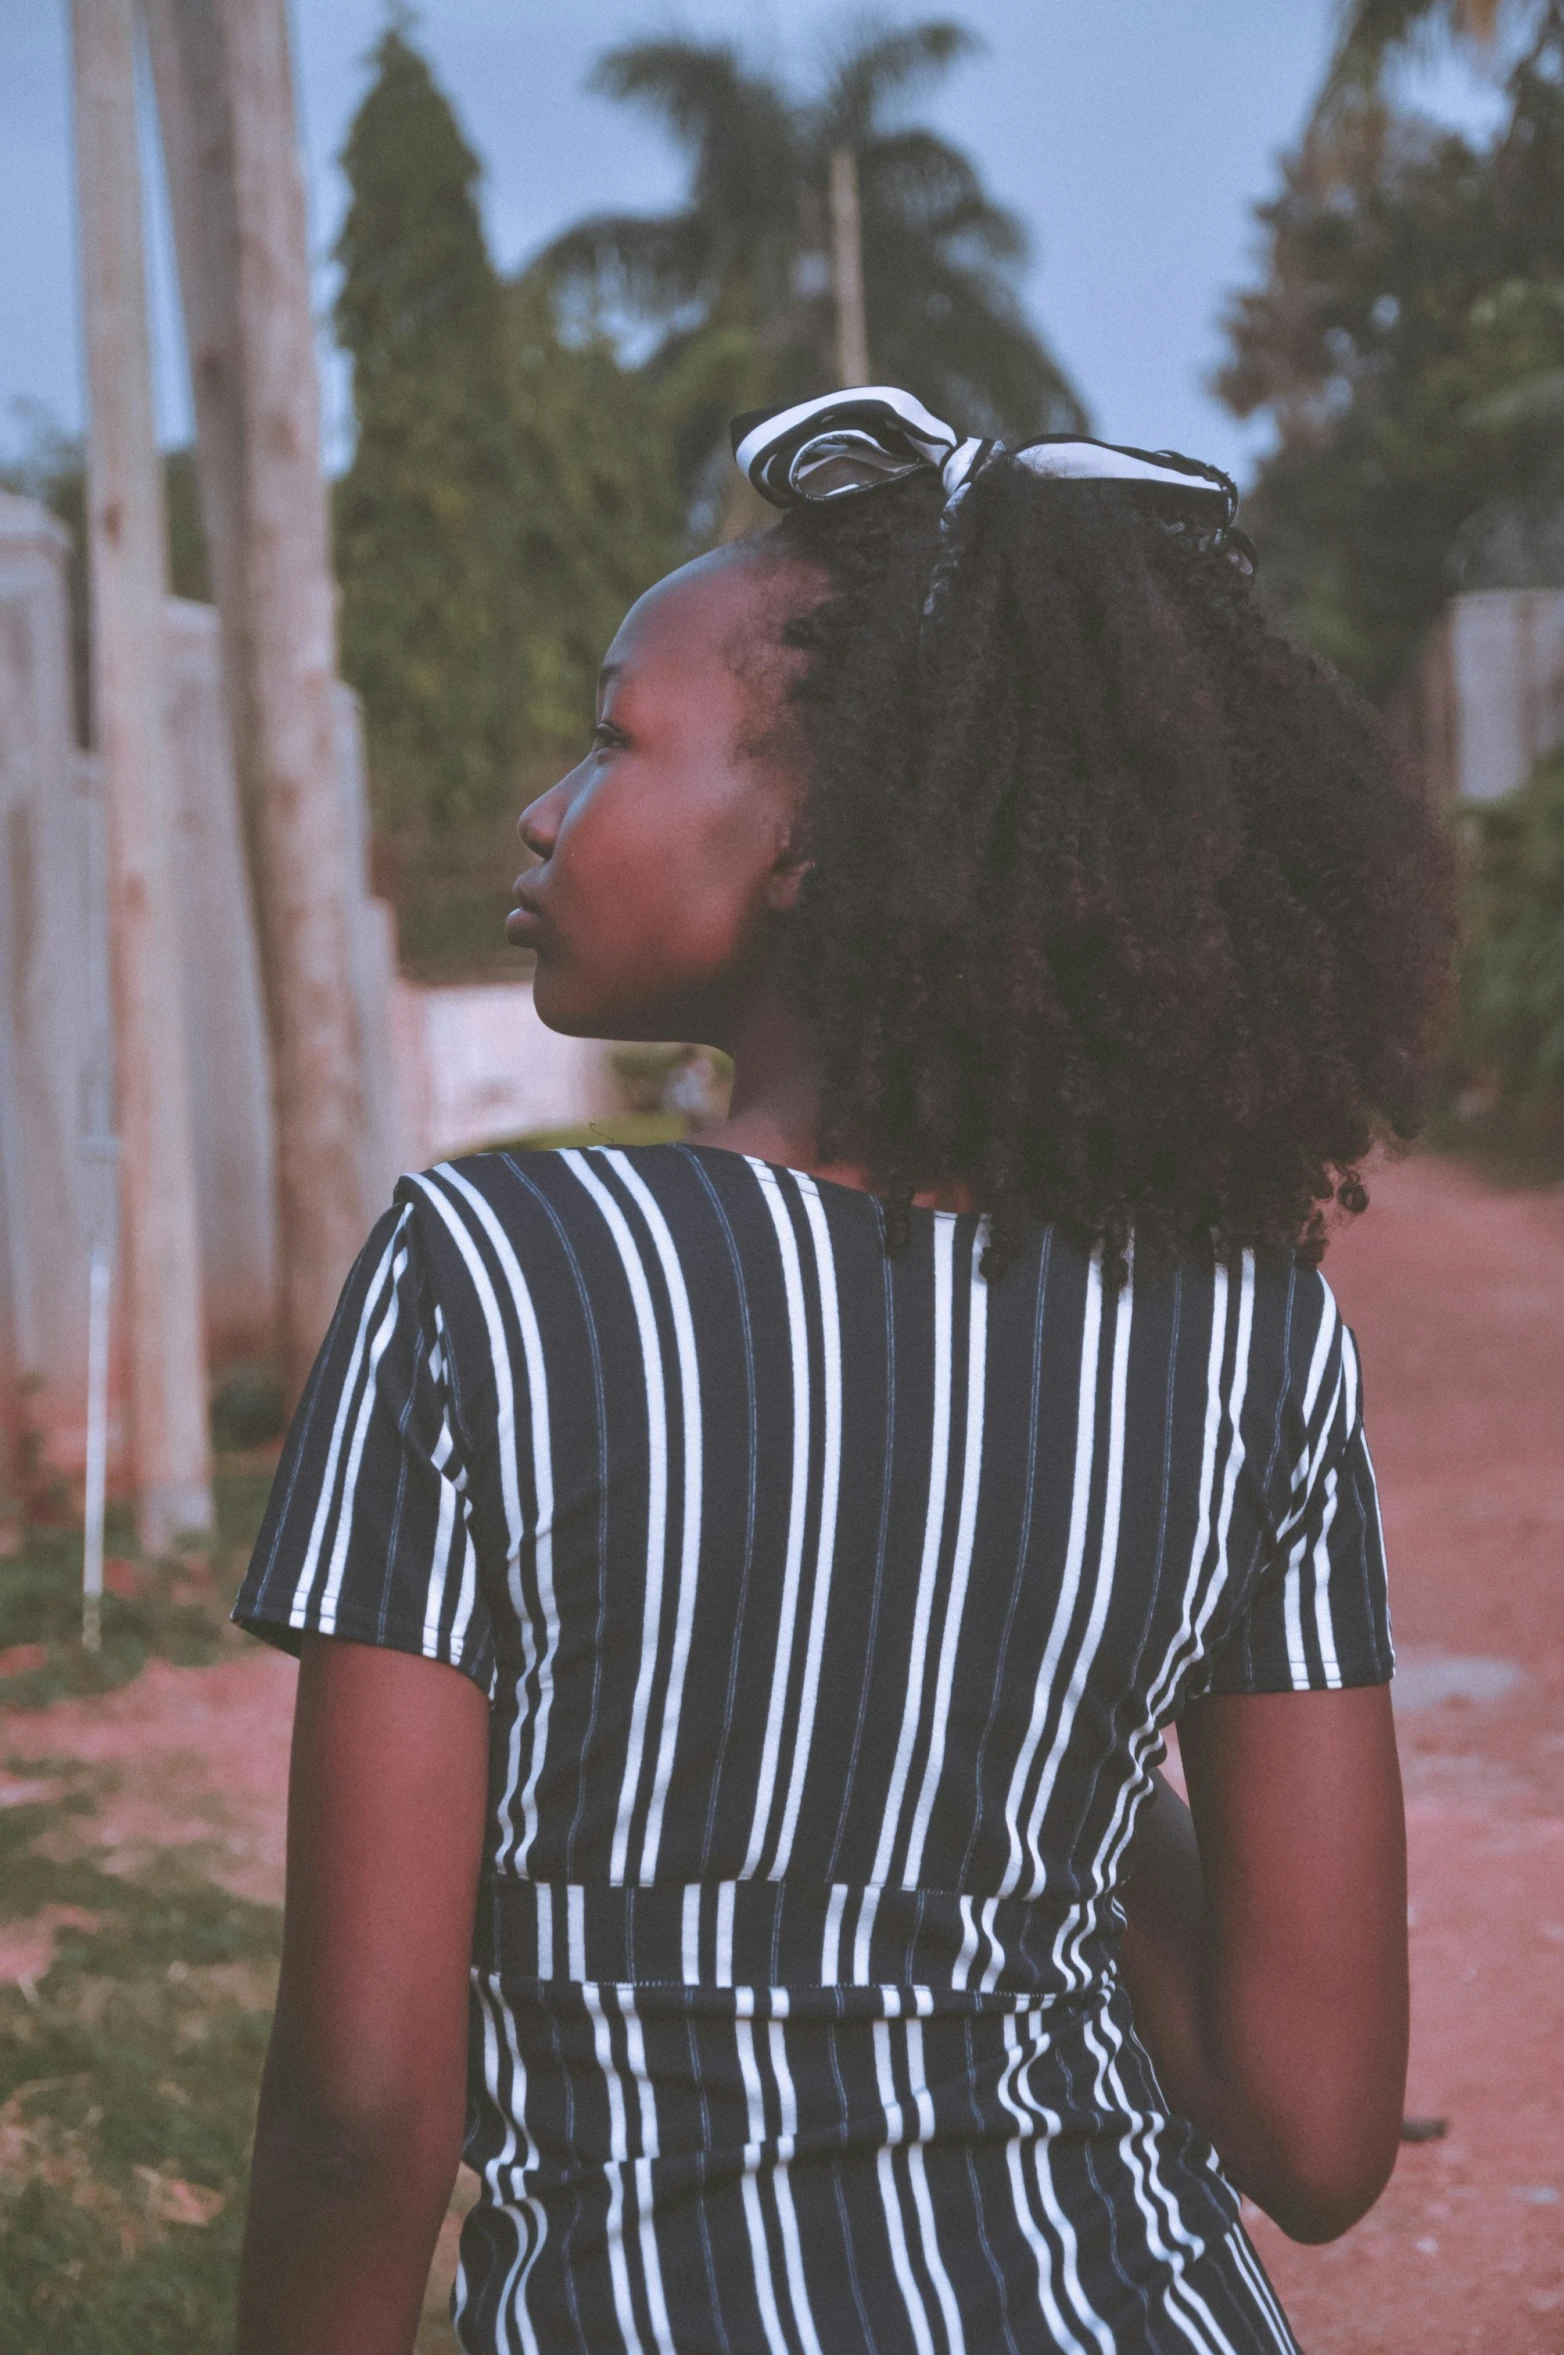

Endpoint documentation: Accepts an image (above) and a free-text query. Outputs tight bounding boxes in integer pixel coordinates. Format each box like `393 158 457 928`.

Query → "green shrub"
1454 751 1564 1130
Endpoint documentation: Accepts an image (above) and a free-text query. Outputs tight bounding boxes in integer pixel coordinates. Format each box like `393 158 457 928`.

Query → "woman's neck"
688 988 973 1211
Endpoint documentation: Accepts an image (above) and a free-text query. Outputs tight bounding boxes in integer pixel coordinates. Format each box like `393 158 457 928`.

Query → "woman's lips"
506 901 546 945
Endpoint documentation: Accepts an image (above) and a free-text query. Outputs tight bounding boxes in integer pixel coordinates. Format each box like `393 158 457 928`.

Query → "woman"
233 390 1449 2355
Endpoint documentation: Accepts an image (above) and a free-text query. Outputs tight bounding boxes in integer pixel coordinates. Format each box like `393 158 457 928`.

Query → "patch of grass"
0 1782 281 2352
0 1469 274 1713
0 1468 472 2347
0 1787 472 2352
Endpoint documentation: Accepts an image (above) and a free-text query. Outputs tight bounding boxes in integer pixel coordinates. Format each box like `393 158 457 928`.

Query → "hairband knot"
730 386 1251 569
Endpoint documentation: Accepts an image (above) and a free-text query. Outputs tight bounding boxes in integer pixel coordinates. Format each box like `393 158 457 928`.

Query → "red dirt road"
2 1153 1560 2348
1247 1155 1564 2353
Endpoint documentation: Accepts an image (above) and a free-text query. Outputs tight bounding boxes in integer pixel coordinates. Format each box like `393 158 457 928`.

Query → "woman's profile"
231 388 1450 2354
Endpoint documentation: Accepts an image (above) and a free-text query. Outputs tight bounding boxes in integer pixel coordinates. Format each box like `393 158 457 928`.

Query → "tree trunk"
70 0 212 1550
143 0 372 1405
829 145 871 389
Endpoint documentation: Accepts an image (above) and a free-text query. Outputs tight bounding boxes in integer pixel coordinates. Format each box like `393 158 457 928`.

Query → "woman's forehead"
604 542 819 691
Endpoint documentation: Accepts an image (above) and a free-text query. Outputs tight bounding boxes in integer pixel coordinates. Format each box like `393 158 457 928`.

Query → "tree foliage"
1217 12 1564 695
332 25 687 843
1456 751 1564 1110
505 277 685 755
537 20 1085 510
332 25 517 832
1314 0 1531 130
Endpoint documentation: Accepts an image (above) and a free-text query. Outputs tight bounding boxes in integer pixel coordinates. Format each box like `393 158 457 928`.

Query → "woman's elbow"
1253 2124 1400 2244
253 2083 430 2208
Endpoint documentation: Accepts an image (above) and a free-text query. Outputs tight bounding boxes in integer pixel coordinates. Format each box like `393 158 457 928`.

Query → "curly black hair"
754 461 1454 1279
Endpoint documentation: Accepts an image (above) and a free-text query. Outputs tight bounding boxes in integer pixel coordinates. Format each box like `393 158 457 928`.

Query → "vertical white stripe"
681 1885 701 1985
1227 2227 1302 2353
741 1164 814 1876
902 1224 989 1886
977 1897 1006 1995
1310 1469 1344 1687
735 2015 795 2355
284 1223 402 1628
993 2006 1056 2348
1022 1260 1136 1900
1066 1262 1259 1992
619 1991 677 2355
1282 1527 1310 1687
903 2016 968 2354
437 1166 559 1872
603 1153 705 1884
716 1882 736 1988
821 1883 849 1984
768 1179 844 1880
405 1177 529 1869
472 1978 547 2355
582 1984 648 2355
567 1885 586 1983
997 1253 1105 1894
315 1241 412 1632
852 1883 881 1986
765 2021 828 2355
872 2023 939 2355
1001 2010 1113 2355
871 1218 957 1886
1083 2004 1235 2355
559 1152 669 1885
952 1893 978 1992
414 1431 452 1657
1274 1282 1343 1547
535 1884 553 1979
909 2144 967 2355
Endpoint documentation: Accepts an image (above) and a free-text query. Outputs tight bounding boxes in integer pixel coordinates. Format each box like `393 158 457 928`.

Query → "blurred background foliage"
326 13 1081 963
4 4 1564 1139
1452 750 1564 1151
1218 2 1564 699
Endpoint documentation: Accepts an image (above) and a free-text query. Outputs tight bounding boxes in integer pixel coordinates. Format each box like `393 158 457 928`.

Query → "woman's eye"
592 721 624 752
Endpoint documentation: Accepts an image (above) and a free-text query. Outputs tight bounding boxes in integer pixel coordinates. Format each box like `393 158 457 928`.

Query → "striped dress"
236 1143 1392 2355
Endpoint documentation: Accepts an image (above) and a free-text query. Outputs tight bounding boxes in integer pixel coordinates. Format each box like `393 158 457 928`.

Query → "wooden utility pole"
70 0 213 1552
829 145 871 388
143 0 371 1404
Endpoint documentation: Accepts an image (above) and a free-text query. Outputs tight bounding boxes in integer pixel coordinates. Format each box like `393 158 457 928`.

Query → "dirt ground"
1 1150 1559 2351
1243 1153 1564 2354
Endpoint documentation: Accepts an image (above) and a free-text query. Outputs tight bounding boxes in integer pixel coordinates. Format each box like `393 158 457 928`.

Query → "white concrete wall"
392 980 619 1173
0 494 106 1472
1416 590 1564 801
0 493 621 1478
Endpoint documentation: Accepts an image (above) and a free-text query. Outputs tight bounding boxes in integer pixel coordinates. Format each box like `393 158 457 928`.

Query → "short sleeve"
1201 1282 1392 1696
233 1200 496 1691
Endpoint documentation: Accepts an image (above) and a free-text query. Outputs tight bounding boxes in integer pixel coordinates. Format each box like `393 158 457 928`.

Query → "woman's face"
509 546 815 1044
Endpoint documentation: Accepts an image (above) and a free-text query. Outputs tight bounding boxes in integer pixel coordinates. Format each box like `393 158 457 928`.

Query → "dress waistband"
474 1876 1102 2001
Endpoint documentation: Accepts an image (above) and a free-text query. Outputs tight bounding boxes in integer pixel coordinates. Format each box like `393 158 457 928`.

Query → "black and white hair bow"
730 385 1248 563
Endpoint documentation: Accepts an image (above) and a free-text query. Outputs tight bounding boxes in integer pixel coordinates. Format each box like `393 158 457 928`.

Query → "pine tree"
333 22 516 832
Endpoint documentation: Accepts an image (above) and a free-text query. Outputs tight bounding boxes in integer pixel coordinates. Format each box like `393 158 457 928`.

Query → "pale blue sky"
0 1 1506 485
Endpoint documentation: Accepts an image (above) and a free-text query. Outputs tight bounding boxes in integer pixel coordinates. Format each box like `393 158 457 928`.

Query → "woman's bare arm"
236 1636 490 2355
1119 1685 1408 2243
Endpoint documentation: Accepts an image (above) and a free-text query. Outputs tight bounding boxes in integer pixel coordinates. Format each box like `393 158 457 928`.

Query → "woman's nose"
517 778 566 862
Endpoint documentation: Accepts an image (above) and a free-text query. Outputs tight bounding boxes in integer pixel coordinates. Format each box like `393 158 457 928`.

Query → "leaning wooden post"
143 0 372 1406
69 0 213 1552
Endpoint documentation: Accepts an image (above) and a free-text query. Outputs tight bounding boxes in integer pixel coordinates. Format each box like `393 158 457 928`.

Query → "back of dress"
238 1142 1389 2355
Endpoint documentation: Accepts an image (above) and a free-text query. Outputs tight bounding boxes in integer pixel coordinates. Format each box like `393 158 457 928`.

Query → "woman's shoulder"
389 1140 731 1262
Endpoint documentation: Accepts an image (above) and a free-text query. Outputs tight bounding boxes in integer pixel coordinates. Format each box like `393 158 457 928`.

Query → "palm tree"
531 19 1084 514
1313 0 1539 126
